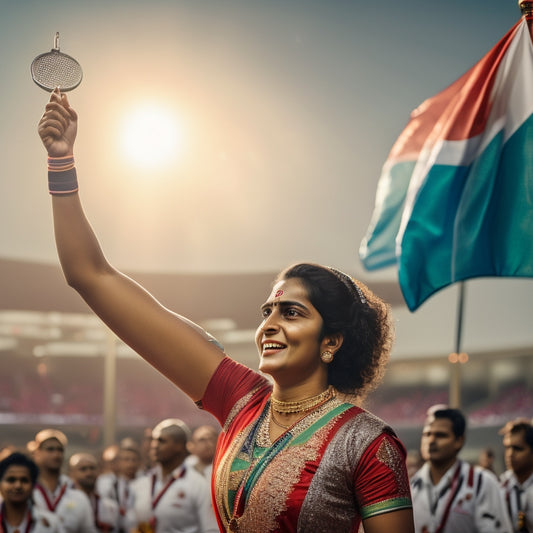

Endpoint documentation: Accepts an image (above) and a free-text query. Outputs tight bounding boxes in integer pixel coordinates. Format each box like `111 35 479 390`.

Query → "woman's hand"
38 87 77 157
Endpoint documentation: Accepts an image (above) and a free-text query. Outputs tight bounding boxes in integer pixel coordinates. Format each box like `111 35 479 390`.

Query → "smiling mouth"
262 342 286 355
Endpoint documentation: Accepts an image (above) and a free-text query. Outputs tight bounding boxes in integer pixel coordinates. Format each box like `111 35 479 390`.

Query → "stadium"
2 257 531 476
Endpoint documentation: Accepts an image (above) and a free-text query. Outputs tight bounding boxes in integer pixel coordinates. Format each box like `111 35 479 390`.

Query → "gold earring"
321 350 334 363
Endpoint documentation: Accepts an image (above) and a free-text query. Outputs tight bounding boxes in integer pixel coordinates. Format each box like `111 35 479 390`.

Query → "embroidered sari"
200 357 412 533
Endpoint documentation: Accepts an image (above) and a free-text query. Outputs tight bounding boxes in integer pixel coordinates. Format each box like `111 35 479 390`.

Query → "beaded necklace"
270 386 334 414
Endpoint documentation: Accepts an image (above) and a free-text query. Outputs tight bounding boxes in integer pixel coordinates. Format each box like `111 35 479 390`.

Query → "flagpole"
452 1 528 408
449 282 465 408
449 1 529 408
103 328 117 447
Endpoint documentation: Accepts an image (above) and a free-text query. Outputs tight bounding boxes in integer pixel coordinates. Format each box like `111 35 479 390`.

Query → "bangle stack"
48 155 78 195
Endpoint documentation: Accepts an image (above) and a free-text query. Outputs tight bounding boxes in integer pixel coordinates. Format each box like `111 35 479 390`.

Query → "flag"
359 18 533 311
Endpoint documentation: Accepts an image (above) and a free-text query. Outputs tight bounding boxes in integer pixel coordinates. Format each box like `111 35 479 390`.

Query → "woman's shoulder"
340 403 395 436
326 404 406 467
199 356 272 427
205 356 271 397
337 404 394 437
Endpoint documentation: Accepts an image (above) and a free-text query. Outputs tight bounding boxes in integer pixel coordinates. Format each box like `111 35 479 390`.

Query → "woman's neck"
3 501 29 526
271 379 328 403
268 381 334 442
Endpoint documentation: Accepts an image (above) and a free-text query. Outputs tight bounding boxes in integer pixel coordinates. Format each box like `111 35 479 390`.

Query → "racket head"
31 49 83 92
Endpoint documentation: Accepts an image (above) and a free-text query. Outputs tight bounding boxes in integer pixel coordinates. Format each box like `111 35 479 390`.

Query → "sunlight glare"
120 105 184 170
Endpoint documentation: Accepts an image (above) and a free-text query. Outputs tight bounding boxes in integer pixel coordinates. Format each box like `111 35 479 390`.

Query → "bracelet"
47 156 79 195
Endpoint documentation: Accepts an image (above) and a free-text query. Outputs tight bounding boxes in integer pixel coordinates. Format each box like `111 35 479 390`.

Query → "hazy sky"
0 0 520 274
1 0 531 358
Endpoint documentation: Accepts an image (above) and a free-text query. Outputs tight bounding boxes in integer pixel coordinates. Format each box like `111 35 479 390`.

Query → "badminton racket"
31 32 83 92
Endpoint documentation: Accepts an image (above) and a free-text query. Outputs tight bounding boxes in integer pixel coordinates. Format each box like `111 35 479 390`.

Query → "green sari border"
360 496 413 520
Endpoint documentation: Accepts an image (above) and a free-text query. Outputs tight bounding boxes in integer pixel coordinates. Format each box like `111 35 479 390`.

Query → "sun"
119 105 184 169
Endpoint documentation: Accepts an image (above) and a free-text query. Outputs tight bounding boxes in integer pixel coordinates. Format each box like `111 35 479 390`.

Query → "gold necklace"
269 407 291 429
270 385 334 414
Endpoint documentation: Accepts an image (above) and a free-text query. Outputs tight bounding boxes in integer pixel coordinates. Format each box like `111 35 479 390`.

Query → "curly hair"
276 263 394 398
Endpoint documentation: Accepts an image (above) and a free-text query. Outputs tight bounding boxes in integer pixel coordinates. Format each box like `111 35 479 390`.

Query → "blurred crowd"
1 410 532 532
0 420 219 533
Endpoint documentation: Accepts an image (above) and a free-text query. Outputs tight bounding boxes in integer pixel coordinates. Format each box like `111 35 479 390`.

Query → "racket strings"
32 53 82 91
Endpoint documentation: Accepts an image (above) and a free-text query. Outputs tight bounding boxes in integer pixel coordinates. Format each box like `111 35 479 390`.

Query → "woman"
38 89 414 532
0 452 65 532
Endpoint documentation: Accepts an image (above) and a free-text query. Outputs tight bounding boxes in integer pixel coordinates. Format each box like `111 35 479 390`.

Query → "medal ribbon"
514 485 529 532
92 494 113 532
34 482 68 512
151 465 186 509
432 463 464 533
114 479 129 517
148 465 187 530
504 478 529 532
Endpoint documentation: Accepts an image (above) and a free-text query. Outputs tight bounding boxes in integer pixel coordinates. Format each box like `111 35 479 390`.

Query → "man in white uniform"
97 438 141 532
69 452 121 532
185 425 218 479
29 429 96 533
411 405 512 533
96 444 120 497
500 418 533 532
127 419 218 533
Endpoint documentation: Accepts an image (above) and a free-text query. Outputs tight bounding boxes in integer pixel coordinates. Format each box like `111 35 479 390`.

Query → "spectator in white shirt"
0 451 64 533
97 438 141 532
29 429 96 533
411 405 512 533
96 444 120 492
127 419 218 533
500 418 533 532
185 425 218 479
69 452 121 533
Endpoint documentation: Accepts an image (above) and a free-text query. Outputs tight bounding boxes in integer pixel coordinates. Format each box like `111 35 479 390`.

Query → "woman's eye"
261 308 271 318
284 308 299 317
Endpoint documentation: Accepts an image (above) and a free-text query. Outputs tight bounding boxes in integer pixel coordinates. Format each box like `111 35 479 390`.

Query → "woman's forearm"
52 192 112 289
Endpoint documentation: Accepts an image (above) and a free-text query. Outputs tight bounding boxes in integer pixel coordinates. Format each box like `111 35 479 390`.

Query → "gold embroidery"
215 396 346 532
239 422 338 532
223 385 265 432
214 428 248 524
376 437 411 497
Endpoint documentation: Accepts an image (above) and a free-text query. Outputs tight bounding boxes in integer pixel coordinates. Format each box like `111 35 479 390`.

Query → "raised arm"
38 89 224 401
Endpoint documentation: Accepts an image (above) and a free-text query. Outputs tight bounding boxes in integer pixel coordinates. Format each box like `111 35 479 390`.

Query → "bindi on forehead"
266 278 310 306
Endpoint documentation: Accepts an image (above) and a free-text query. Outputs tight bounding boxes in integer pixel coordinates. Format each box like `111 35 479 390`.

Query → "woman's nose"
261 311 280 332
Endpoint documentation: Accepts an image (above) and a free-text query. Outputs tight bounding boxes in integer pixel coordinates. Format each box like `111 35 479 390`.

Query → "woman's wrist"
47 155 78 195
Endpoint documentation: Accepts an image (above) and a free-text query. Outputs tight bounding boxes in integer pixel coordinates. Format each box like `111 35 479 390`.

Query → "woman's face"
255 277 327 386
0 465 33 505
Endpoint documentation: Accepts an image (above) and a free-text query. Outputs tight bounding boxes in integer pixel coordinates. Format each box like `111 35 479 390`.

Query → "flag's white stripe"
387 21 533 170
395 19 533 257
492 21 533 144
